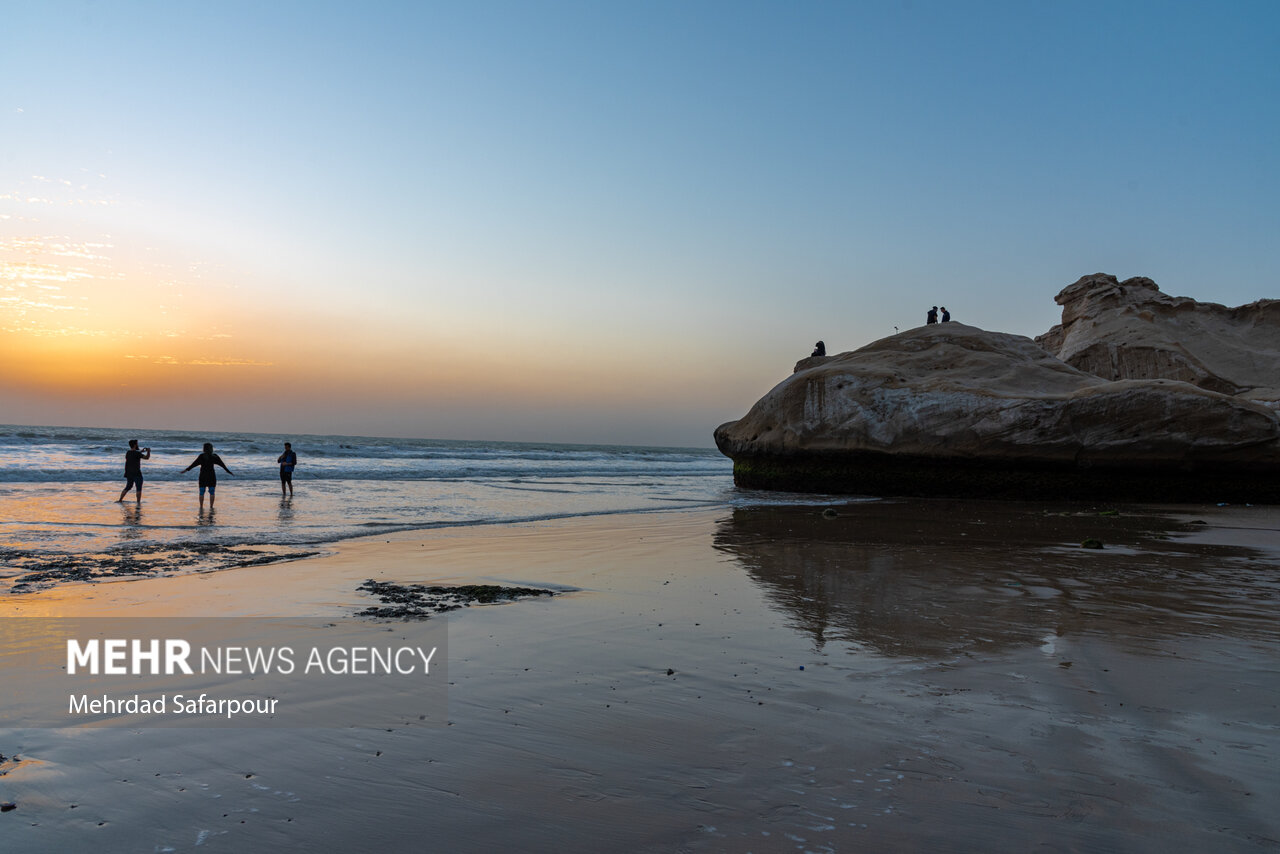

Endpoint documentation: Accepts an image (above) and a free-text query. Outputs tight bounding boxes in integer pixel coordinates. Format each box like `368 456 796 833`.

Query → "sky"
3 0 1278 447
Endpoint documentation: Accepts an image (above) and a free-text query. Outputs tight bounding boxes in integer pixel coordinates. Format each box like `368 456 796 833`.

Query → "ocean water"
0 424 830 589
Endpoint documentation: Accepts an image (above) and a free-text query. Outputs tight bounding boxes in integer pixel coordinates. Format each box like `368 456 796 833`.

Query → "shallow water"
2 424 755 587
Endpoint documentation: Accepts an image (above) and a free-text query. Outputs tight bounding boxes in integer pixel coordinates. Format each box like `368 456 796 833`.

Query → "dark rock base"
730 453 1280 503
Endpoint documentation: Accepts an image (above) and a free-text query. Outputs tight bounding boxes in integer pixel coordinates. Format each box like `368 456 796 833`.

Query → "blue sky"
3 1 1278 446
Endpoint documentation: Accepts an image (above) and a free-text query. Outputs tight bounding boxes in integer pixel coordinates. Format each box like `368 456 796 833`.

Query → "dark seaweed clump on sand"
356 579 556 620
3 543 322 592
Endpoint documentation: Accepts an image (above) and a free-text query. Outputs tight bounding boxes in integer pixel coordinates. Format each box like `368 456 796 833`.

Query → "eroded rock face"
715 318 1280 501
792 355 833 373
1036 273 1280 400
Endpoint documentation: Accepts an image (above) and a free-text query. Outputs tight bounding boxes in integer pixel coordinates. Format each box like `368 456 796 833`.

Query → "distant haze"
4 2 1277 448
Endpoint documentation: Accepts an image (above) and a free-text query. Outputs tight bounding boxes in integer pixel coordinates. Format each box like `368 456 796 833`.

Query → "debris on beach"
0 753 24 776
1080 538 1104 549
3 543 322 592
356 579 557 620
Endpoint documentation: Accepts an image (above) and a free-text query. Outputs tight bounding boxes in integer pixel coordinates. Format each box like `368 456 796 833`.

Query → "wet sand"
2 500 1279 852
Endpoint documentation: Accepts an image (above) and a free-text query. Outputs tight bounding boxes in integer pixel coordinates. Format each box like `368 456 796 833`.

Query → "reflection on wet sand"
3 507 1277 851
714 500 1280 658
117 503 144 541
5 497 321 590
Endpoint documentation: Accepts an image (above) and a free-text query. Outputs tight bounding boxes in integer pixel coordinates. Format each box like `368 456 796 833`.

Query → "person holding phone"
117 438 151 503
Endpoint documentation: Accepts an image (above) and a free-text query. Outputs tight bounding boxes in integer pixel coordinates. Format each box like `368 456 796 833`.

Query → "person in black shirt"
927 306 938 324
811 340 826 357
277 442 297 497
941 306 951 322
116 439 150 503
182 442 233 509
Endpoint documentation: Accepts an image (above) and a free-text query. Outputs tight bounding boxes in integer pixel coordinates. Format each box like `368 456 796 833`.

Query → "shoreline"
3 501 1279 851
0 490 1257 599
0 493 744 594
1 506 736 615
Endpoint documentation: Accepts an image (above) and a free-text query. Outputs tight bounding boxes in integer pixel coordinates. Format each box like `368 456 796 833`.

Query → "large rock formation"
1036 273 1280 401
715 277 1280 502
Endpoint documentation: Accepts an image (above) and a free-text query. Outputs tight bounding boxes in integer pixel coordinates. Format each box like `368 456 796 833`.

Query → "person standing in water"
116 439 150 503
182 442 233 509
277 441 297 497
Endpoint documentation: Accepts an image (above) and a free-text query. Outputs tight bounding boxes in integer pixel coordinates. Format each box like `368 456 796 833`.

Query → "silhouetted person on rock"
183 442 233 509
811 340 826 357
941 307 951 322
927 306 938 324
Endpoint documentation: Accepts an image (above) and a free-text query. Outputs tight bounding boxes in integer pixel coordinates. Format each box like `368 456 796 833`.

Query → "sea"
0 424 832 589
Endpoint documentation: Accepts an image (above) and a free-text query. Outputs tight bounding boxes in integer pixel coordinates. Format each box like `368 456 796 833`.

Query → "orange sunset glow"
1 223 740 443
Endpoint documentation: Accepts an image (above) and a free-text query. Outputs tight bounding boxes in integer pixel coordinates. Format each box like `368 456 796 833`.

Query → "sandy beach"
2 500 1279 852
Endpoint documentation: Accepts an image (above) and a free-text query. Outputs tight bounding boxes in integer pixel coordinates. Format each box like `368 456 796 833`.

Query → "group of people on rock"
806 304 956 360
116 440 298 507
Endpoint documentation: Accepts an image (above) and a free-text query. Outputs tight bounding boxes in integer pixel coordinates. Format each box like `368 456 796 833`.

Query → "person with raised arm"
116 439 150 503
182 442 233 509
